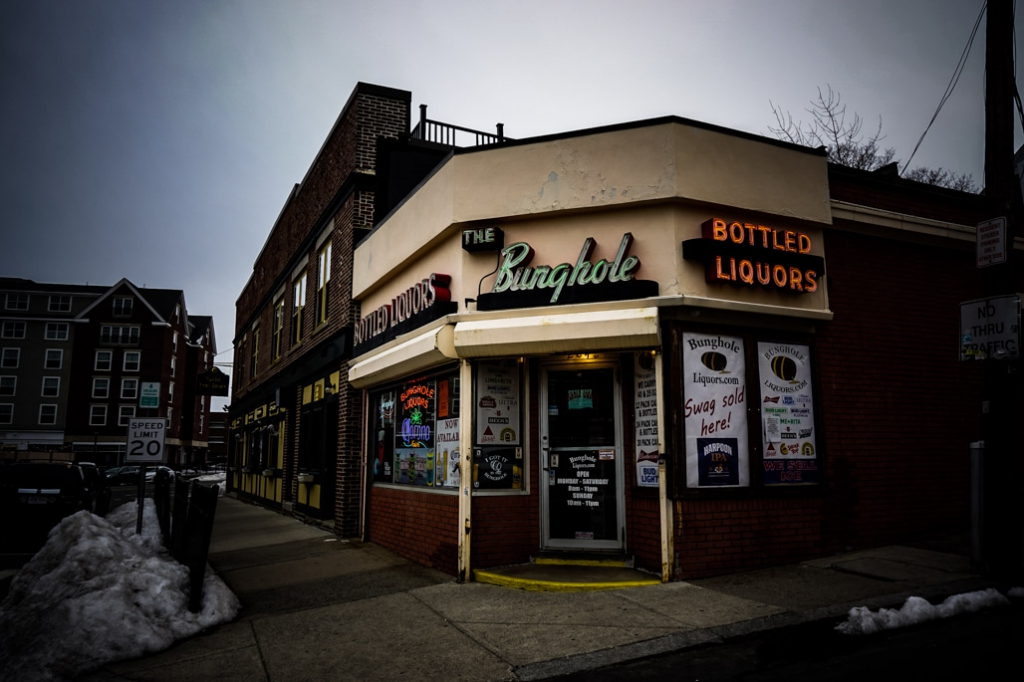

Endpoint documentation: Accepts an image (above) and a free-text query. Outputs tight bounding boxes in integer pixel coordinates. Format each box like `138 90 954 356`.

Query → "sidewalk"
81 497 986 681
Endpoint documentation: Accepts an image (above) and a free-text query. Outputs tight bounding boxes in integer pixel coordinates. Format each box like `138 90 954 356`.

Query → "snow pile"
0 500 239 682
1009 586 1024 599
193 472 227 495
836 588 1010 635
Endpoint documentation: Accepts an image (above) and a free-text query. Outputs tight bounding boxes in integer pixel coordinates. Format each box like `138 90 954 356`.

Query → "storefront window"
370 368 460 489
473 360 523 490
676 327 820 490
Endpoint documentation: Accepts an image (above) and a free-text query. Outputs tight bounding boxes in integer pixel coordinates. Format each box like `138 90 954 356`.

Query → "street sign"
976 217 1008 268
960 295 1021 361
126 418 167 463
140 382 161 408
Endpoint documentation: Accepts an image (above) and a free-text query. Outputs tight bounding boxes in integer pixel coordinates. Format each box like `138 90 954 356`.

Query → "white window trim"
1 321 26 339
41 376 60 397
95 350 113 371
5 293 29 311
92 377 110 399
118 405 136 426
121 378 139 399
0 403 13 424
44 348 63 370
0 375 15 397
89 404 107 426
45 323 69 341
2 348 20 369
38 404 57 425
123 351 141 372
48 295 72 313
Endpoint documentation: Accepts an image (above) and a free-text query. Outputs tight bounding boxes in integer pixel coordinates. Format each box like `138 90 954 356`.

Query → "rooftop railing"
410 104 509 147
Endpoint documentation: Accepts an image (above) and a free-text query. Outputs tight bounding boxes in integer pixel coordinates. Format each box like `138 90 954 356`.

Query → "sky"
0 0 1018 406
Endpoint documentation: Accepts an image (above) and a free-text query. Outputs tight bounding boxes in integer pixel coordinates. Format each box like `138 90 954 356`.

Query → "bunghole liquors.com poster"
683 332 748 487
758 342 818 484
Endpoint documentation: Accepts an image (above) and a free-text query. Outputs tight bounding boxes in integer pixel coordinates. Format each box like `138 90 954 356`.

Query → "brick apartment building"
1 277 216 465
233 82 1022 581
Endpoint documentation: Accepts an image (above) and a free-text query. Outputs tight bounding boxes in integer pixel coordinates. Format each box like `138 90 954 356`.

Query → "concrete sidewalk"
81 497 986 681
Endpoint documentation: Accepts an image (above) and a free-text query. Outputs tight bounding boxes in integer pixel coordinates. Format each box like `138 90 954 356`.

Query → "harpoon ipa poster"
683 333 748 487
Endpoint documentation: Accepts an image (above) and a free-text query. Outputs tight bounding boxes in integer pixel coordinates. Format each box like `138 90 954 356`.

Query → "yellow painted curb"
533 557 630 567
472 570 661 592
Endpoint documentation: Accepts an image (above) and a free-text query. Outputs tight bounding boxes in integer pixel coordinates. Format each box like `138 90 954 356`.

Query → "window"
291 273 306 346
92 377 110 399
0 376 15 396
170 356 176 378
95 350 113 371
89 405 107 426
100 325 140 345
48 295 72 312
44 349 62 370
121 378 138 399
199 414 204 433
1 348 19 369
41 376 60 397
118 405 135 426
0 404 13 424
123 351 140 372
168 382 174 400
235 340 246 385
173 331 179 352
369 369 463 489
5 293 28 311
112 297 133 317
272 297 284 361
38 404 57 425
250 325 259 379
316 240 332 325
1 321 25 339
45 323 69 341
167 406 173 424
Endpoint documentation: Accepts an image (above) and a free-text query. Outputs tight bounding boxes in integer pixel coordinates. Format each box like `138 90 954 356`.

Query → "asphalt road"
560 600 1024 681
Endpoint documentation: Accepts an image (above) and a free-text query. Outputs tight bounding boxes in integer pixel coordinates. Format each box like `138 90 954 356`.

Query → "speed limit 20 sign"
126 418 167 463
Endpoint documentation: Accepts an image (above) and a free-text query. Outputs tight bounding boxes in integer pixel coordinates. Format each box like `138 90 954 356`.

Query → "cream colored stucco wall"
354 119 832 329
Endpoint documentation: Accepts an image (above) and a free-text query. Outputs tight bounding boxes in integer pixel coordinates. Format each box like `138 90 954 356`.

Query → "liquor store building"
348 116 996 580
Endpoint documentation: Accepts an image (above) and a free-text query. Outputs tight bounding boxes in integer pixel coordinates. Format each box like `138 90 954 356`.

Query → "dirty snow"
192 471 227 494
836 588 1015 635
0 499 239 682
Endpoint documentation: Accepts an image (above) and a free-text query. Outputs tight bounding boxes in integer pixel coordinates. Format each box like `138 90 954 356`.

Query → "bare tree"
769 85 977 192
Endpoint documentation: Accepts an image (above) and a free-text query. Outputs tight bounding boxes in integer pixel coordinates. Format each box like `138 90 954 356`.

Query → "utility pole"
981 0 1022 581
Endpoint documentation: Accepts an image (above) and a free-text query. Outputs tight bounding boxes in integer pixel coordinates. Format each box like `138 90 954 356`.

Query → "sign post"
127 417 167 534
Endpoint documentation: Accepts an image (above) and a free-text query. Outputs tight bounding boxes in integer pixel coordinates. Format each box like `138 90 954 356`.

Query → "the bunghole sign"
476 232 658 311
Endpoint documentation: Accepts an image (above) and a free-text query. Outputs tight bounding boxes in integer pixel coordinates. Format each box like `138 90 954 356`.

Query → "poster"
373 391 395 482
634 353 659 487
758 342 818 485
683 332 749 487
475 361 520 445
435 417 460 488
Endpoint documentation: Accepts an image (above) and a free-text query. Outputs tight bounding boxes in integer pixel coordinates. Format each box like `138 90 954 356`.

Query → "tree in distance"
769 85 977 192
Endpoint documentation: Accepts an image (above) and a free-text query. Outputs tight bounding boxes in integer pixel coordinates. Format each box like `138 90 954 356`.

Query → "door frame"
539 357 626 551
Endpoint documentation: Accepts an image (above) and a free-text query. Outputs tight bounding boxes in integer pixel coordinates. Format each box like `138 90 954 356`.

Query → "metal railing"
410 104 509 147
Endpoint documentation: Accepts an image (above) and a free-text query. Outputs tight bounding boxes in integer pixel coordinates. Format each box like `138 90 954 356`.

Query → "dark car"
78 462 111 515
106 466 141 486
0 462 95 551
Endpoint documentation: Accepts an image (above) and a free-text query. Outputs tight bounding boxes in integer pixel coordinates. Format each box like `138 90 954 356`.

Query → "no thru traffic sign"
126 418 167 463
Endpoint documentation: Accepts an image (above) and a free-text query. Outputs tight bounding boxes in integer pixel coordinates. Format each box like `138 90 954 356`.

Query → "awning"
348 323 457 388
453 306 660 357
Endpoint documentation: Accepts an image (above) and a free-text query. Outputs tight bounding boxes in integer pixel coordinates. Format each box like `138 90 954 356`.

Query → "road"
561 600 1024 681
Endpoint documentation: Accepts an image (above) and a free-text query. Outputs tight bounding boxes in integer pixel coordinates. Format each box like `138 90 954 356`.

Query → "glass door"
540 363 624 550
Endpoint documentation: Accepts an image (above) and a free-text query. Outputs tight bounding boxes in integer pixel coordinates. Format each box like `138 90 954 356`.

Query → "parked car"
77 462 111 515
0 462 95 544
106 466 141 485
144 466 175 483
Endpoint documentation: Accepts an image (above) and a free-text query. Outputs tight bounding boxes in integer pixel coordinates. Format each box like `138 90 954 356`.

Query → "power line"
901 0 987 176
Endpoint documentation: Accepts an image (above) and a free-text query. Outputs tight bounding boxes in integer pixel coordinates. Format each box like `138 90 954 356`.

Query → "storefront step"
472 563 661 592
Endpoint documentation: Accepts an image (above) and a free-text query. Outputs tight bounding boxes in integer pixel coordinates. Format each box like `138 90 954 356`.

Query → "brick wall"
816 228 984 551
367 487 460 575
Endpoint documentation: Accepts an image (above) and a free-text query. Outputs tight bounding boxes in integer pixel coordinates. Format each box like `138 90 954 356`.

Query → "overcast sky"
0 0 1016 407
